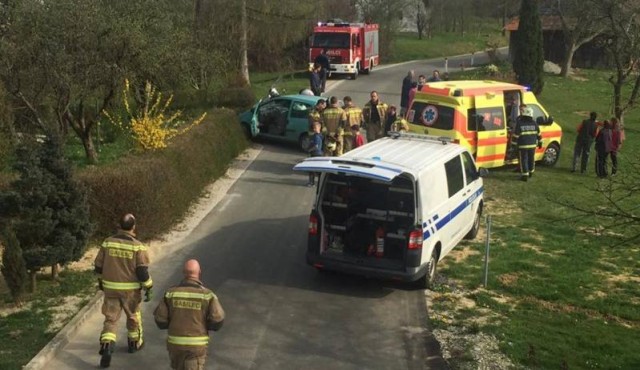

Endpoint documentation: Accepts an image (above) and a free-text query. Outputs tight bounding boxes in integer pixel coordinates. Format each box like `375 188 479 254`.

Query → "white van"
293 133 484 288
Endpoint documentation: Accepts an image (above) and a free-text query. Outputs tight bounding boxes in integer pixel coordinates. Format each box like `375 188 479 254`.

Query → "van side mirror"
536 116 544 125
479 168 489 177
547 115 554 124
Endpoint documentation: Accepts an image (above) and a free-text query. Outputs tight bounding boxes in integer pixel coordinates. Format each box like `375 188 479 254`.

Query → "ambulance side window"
444 156 465 198
468 107 505 131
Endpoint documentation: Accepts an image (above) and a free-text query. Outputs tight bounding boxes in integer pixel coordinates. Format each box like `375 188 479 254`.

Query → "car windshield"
312 33 350 49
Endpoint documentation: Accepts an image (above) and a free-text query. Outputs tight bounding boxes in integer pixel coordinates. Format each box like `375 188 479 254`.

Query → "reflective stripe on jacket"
511 116 541 149
94 231 151 291
154 279 225 348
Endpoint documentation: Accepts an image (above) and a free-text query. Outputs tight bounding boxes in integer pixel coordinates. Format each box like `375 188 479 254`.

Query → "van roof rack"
388 131 453 145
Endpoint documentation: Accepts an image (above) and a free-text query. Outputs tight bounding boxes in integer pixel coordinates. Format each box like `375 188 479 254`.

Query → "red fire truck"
308 21 380 80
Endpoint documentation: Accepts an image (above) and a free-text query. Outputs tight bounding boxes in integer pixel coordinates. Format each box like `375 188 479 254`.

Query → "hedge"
79 108 248 239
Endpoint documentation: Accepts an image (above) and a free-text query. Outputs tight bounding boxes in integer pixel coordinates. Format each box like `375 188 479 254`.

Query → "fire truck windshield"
312 33 350 49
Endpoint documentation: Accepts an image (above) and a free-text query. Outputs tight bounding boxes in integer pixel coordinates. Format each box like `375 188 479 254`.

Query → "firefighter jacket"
391 118 410 133
308 108 323 131
511 116 541 149
322 106 346 135
154 278 225 348
94 230 153 292
363 101 388 126
344 106 364 128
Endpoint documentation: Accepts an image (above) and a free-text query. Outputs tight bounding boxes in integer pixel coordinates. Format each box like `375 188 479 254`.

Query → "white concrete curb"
23 291 104 370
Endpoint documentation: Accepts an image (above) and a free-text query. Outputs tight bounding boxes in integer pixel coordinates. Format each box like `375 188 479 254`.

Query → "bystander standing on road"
314 49 330 93
427 70 441 82
310 64 322 97
417 75 427 91
306 121 324 186
400 70 414 117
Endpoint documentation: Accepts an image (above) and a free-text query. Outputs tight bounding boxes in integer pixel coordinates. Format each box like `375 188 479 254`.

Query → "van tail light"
309 213 319 236
408 229 423 250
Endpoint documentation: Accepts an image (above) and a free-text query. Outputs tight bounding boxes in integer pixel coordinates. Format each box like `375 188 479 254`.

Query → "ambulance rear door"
469 94 508 168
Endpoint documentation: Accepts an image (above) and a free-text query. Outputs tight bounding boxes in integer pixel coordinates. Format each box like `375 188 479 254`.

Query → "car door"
288 101 313 140
254 98 292 137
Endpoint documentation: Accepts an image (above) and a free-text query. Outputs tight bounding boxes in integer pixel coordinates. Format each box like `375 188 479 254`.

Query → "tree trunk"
561 43 577 78
29 270 37 293
51 264 59 280
239 0 250 87
81 130 98 165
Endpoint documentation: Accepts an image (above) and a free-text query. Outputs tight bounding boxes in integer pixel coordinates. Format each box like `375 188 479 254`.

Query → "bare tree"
555 159 640 246
595 0 640 124
413 0 427 39
553 0 606 77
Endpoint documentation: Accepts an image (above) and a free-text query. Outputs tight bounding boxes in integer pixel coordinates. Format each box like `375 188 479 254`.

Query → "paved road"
47 51 504 370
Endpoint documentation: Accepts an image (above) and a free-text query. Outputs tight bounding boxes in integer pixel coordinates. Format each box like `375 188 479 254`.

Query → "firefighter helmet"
520 106 534 117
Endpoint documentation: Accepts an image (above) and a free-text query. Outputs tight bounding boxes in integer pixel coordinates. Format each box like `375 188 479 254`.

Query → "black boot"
128 339 144 353
99 342 113 368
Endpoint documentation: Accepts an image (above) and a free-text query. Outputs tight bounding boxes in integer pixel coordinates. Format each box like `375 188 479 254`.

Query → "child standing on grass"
307 121 323 187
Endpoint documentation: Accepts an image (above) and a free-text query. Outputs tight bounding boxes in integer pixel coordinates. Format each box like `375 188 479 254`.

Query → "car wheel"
464 204 482 240
415 249 438 290
541 142 560 166
299 133 311 153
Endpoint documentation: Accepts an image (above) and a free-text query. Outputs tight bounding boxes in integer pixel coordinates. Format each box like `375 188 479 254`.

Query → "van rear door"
293 157 404 182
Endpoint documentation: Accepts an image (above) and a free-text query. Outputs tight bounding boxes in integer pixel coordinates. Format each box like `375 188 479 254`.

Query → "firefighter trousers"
366 123 384 142
100 289 143 345
168 345 207 370
518 148 536 177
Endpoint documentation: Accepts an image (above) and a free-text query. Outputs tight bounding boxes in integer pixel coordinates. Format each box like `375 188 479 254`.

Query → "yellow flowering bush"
104 79 206 150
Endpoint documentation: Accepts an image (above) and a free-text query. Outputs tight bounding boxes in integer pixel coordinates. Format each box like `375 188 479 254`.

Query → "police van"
293 133 484 288
407 80 563 168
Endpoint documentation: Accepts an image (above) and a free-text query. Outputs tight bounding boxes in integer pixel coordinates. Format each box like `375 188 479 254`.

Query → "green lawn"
0 270 95 369
432 69 640 369
391 27 507 63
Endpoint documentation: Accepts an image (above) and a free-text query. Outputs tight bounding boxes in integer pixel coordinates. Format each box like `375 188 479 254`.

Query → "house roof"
504 15 575 32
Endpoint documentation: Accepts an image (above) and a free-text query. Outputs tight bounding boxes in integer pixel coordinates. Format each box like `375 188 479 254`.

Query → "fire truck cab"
309 21 380 80
406 80 563 169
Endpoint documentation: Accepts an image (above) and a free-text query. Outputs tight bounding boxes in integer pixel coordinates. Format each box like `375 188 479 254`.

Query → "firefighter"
94 213 153 368
342 96 364 152
362 90 388 142
511 105 542 181
322 96 347 156
308 98 326 133
154 259 225 370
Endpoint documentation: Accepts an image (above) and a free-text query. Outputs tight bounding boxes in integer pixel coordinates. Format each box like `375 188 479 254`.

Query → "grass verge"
430 68 640 369
0 270 95 370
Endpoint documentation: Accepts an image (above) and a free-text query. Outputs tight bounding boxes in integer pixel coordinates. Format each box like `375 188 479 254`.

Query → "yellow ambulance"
406 80 562 168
